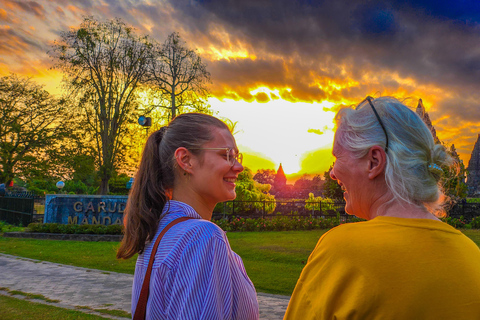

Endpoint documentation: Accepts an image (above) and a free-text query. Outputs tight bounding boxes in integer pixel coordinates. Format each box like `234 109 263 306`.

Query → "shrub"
441 216 467 228
214 215 358 232
27 223 124 235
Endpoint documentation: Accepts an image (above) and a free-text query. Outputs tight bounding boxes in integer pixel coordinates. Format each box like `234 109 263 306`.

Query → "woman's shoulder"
175 218 227 244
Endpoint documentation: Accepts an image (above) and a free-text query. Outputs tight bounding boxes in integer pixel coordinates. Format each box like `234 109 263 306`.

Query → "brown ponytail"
116 113 229 259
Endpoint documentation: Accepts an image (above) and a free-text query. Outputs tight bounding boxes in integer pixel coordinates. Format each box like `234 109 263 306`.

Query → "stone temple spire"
274 163 287 190
416 99 439 143
467 134 480 196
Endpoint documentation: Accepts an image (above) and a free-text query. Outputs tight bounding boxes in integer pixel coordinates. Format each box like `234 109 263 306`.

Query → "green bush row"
27 223 123 235
441 216 480 229
214 215 364 232
21 215 480 235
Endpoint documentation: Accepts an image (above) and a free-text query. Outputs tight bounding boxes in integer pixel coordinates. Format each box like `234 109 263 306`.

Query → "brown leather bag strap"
133 216 194 320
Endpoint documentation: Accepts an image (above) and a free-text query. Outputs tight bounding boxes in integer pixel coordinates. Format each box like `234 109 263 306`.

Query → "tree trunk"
171 85 176 119
99 177 110 195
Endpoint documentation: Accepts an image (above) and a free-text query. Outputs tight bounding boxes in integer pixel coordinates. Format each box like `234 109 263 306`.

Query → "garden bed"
2 232 122 242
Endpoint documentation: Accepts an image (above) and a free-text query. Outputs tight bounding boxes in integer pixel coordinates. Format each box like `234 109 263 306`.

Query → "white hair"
335 96 452 216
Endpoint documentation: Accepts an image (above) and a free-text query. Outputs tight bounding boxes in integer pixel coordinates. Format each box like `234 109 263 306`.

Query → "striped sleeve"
163 230 259 320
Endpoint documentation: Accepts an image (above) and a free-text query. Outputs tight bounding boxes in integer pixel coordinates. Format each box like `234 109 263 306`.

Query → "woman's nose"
232 160 244 173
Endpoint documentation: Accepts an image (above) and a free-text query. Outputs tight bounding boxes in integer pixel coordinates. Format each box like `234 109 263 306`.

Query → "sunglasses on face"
189 148 243 166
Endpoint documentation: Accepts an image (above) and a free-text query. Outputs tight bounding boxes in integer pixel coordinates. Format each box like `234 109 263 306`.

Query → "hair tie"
428 163 443 175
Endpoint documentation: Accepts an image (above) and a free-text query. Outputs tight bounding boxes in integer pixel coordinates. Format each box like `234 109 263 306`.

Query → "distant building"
273 163 287 191
467 134 480 196
416 99 439 143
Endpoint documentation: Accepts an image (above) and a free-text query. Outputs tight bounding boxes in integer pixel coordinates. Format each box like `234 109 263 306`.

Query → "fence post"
263 201 265 219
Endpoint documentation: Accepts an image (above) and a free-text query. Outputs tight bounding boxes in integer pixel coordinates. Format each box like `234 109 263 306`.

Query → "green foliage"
322 164 344 200
253 169 276 185
108 173 131 195
63 180 98 195
70 154 97 186
304 193 337 212
470 217 480 229
0 221 25 233
27 223 123 235
441 216 468 229
467 198 480 203
26 179 58 196
216 167 276 214
0 74 74 185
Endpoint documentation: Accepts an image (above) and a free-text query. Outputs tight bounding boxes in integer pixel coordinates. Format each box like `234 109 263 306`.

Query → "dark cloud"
5 1 46 20
254 92 270 103
165 0 480 98
0 26 45 55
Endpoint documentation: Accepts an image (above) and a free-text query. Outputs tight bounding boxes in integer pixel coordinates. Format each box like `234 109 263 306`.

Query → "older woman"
117 113 259 319
284 97 480 319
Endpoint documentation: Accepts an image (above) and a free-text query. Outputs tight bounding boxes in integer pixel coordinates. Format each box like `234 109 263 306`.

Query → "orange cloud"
0 8 8 21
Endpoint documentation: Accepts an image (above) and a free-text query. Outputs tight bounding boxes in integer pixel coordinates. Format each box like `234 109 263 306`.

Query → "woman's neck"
171 188 214 220
370 199 440 221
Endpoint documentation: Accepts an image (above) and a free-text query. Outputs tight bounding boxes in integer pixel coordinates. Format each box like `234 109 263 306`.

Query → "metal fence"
0 192 35 226
212 200 480 222
213 200 348 220
448 202 480 222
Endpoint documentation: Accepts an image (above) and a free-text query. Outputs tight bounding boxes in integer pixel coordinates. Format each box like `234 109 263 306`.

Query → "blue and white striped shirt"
132 200 259 319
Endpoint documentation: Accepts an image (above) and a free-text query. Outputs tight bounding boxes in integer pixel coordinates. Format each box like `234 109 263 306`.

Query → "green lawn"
1 229 479 296
0 294 110 320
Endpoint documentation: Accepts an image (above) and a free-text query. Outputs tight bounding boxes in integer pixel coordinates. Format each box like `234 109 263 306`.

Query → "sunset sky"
1 0 480 178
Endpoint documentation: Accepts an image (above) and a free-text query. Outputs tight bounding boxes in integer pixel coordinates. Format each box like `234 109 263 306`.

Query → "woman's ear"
174 147 194 174
367 146 387 180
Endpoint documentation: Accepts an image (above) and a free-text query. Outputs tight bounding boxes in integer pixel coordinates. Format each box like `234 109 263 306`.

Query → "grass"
226 230 327 294
0 230 326 295
0 294 111 319
76 306 131 318
461 229 480 243
0 287 60 303
1 229 479 295
0 237 137 274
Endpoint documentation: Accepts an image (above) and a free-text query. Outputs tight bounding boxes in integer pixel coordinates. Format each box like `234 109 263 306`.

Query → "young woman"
117 113 259 319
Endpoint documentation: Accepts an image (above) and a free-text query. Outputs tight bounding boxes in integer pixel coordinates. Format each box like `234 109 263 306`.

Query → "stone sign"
44 194 127 225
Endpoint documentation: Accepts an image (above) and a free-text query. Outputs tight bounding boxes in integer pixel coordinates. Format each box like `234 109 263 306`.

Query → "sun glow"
209 96 336 176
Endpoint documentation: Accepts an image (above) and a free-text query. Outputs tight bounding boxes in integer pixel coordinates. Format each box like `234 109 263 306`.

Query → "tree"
253 169 276 185
442 144 468 201
323 164 344 200
148 32 211 119
216 167 276 215
0 74 71 186
50 17 153 194
294 175 314 190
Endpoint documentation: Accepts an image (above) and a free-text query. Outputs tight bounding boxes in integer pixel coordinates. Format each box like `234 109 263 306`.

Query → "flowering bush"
441 216 467 229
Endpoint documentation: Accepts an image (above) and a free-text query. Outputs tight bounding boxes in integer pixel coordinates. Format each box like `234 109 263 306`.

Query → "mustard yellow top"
285 216 480 320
